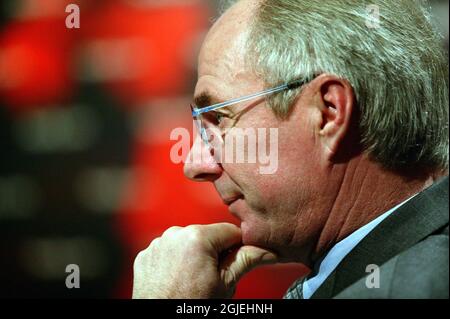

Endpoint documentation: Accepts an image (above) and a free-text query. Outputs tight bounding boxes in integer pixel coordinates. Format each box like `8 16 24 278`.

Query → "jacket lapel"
312 176 449 299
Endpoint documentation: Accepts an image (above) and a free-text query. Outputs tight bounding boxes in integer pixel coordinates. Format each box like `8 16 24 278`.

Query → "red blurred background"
0 0 447 298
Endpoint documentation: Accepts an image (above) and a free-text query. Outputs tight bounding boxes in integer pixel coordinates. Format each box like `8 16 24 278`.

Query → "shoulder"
335 226 449 299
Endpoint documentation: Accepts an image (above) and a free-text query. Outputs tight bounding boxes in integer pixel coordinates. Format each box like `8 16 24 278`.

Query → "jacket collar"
312 176 449 299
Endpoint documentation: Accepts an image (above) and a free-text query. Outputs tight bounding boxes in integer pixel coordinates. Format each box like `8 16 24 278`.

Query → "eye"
215 112 225 124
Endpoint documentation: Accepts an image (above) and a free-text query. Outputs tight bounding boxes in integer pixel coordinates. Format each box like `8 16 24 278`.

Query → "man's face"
184 1 331 264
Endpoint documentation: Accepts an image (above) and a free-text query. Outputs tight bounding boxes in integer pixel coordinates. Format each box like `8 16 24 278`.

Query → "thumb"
220 245 278 288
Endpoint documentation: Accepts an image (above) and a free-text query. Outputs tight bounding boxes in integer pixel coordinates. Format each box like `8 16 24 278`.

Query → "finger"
149 237 161 249
162 226 182 237
201 223 243 253
220 245 278 287
141 236 160 251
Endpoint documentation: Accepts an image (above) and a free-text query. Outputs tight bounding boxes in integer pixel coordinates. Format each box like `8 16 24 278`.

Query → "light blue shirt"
303 195 418 299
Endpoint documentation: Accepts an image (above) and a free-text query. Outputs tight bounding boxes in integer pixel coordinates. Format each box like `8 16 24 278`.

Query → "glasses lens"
191 105 224 149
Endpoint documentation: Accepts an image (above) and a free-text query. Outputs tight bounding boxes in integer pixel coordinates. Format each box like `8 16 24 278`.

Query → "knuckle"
149 237 160 249
133 237 161 271
133 251 145 269
184 225 205 244
162 226 181 237
139 237 160 254
135 250 145 260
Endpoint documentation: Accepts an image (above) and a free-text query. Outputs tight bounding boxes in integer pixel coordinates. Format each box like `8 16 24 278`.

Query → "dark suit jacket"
285 176 449 299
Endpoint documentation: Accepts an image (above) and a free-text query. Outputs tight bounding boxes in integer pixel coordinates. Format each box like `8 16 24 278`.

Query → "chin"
232 201 280 251
240 217 310 264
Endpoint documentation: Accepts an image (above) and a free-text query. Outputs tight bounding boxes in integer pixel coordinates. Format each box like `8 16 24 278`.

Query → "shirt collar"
302 194 418 299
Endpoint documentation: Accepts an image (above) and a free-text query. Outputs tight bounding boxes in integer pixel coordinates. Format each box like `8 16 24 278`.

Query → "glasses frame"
190 79 308 147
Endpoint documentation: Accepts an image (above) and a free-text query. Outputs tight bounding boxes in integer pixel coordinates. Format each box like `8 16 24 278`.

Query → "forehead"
198 25 249 77
195 0 260 101
200 2 253 65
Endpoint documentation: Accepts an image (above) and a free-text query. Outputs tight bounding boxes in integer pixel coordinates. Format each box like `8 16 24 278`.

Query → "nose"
184 135 222 182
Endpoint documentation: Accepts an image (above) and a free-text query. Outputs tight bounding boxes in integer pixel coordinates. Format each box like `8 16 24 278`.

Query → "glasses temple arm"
192 82 301 116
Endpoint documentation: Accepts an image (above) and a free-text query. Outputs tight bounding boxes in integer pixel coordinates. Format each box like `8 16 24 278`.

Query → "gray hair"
220 0 449 172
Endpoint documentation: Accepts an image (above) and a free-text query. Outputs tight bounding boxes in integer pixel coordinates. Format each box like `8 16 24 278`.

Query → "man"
133 0 449 299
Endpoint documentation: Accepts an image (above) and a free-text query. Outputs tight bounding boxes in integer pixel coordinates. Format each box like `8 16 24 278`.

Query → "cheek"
221 137 307 212
224 162 285 210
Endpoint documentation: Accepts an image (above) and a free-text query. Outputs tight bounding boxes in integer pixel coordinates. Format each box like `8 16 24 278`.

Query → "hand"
132 223 278 299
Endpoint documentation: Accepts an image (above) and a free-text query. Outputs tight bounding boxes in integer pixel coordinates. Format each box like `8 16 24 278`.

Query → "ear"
316 75 355 158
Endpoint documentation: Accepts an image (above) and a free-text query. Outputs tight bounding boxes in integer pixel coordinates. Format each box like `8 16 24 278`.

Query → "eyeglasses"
190 79 308 151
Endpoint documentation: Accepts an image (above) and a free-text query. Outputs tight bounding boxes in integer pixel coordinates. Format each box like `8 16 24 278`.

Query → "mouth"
223 195 245 221
222 195 243 206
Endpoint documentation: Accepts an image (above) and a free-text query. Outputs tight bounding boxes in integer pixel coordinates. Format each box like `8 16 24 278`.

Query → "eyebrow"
193 92 221 109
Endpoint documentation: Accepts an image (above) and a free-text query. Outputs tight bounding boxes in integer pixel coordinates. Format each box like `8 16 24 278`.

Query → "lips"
222 195 243 206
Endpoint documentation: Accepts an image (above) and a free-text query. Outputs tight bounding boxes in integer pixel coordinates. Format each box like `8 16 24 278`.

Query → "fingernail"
261 252 277 263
